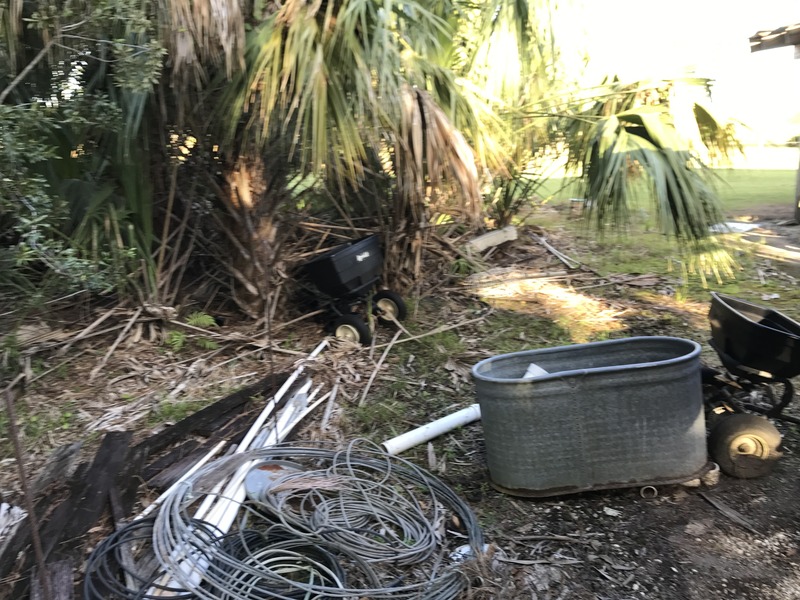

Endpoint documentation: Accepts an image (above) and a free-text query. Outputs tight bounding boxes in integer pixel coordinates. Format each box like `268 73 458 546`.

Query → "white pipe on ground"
135 439 227 521
381 404 482 455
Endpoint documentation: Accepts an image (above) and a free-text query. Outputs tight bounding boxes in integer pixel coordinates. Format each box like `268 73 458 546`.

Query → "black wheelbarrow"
702 292 800 478
300 235 406 344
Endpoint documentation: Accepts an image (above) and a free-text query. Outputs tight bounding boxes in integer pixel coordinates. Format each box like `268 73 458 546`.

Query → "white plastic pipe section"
147 340 330 597
380 362 548 455
381 404 482 455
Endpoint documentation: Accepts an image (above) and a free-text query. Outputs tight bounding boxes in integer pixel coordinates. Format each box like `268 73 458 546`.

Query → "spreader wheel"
332 314 371 345
372 290 407 322
708 413 783 479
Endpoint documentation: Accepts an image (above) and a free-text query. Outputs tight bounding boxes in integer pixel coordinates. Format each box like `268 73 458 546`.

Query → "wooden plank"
145 411 257 490
141 439 201 482
146 446 210 490
2 372 291 600
142 373 309 491
465 225 518 252
133 372 287 456
0 460 93 599
31 442 83 496
115 441 150 519
57 432 132 550
30 560 74 600
138 372 289 491
6 433 135 599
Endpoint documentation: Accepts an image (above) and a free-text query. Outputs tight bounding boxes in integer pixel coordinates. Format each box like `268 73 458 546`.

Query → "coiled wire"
149 440 484 599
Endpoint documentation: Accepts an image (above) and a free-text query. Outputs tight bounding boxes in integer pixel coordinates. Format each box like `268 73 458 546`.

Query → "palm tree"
0 0 739 320
559 78 739 243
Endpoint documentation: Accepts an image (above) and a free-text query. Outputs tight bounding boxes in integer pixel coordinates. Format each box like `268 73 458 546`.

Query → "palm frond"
0 0 22 71
693 102 743 165
579 105 724 243
159 0 245 88
396 86 481 225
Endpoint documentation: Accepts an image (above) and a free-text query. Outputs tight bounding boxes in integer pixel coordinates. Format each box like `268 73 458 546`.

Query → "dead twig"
56 308 117 356
531 234 580 269
0 39 56 104
90 307 144 381
27 349 90 387
359 330 402 407
516 534 590 544
5 383 52 600
372 312 491 349
378 312 412 338
698 491 759 534
320 382 339 429
270 309 326 333
495 556 583 567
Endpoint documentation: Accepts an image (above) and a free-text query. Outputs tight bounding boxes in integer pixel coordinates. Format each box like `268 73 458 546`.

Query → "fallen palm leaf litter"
0 223 697 598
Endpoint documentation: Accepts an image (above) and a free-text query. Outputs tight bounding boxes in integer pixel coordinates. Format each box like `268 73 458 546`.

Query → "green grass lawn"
522 168 800 313
534 169 796 214
713 169 796 212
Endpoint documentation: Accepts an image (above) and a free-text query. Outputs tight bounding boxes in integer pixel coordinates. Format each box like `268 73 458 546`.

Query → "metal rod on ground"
359 330 402 406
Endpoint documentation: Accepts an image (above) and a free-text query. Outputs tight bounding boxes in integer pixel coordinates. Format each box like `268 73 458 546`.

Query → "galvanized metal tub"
471 336 706 497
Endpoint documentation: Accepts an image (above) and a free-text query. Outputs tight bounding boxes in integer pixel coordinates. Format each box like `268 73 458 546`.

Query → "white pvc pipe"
235 340 325 452
381 404 482 455
166 380 321 593
135 439 227 521
192 427 272 522
148 342 330 597
202 379 313 530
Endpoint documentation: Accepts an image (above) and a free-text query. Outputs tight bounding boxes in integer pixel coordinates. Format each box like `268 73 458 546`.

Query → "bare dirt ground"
445 202 800 600
2 203 800 599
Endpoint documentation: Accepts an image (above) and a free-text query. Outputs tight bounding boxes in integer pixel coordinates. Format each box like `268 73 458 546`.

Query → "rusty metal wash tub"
471 336 706 497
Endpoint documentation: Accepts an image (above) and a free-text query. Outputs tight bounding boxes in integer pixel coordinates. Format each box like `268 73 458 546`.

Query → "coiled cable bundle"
83 517 219 599
151 440 485 599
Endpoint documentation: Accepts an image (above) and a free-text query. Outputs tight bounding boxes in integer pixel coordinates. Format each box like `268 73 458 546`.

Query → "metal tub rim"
471 335 701 385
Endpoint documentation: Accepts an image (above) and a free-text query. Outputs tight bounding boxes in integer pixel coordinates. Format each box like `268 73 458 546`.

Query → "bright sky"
557 0 800 143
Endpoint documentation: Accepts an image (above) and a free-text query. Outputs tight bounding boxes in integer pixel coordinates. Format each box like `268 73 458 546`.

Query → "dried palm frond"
159 0 245 90
396 85 481 227
0 0 22 69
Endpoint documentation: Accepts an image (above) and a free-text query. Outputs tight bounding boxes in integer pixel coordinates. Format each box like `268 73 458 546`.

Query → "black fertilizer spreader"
702 292 800 479
300 235 406 345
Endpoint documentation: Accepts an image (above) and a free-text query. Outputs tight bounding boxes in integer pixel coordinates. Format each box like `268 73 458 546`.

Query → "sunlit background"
557 1 800 153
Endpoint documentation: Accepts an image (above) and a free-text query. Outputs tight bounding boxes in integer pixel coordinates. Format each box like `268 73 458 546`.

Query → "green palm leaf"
580 105 725 243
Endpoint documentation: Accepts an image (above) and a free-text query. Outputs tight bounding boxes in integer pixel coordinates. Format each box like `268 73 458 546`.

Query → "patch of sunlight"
467 268 626 342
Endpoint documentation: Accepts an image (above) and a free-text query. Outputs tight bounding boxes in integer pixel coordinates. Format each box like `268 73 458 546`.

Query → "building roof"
750 23 800 52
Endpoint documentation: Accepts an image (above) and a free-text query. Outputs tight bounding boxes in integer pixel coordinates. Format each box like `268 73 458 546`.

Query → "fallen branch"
698 491 759 534
0 39 56 104
495 556 583 567
320 382 339 429
359 330 402 407
90 307 143 381
531 234 580 269
5 386 52 600
56 308 117 356
516 534 590 544
372 312 491 349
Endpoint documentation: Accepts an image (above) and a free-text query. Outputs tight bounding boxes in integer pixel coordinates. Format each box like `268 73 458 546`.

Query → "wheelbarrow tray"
301 235 383 299
709 292 800 379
